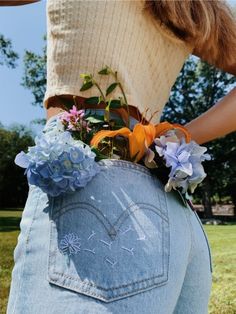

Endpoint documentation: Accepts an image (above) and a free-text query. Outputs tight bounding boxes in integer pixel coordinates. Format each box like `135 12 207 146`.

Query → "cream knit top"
44 0 194 124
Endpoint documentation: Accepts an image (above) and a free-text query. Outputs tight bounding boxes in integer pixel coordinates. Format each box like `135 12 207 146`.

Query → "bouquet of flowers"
15 65 210 206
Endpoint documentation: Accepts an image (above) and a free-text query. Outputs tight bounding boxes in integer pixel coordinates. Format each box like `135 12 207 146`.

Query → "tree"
0 124 35 208
0 34 18 68
21 35 46 108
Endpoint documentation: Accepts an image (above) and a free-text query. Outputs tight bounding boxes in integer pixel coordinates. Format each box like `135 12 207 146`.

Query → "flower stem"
93 80 106 103
108 68 130 129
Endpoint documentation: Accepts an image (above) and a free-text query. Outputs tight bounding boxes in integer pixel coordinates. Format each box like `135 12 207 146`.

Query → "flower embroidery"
59 233 81 256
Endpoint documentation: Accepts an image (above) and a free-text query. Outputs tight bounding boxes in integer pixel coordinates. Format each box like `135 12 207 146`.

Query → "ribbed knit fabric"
44 0 194 123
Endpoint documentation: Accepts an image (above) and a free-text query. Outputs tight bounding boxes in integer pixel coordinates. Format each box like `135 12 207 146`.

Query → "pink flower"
69 105 85 119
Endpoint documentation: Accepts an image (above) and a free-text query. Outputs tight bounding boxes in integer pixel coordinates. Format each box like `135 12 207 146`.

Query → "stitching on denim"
98 159 152 176
12 187 41 314
120 225 134 235
48 275 169 301
48 196 170 296
50 266 168 296
183 207 195 265
48 217 168 291
51 267 167 292
87 230 96 240
99 239 112 250
83 248 96 254
53 201 168 239
105 256 118 268
59 233 81 255
160 184 170 283
115 203 168 234
53 202 115 238
121 246 135 255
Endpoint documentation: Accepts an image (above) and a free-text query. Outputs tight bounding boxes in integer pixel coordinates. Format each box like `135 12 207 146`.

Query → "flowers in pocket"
15 65 210 202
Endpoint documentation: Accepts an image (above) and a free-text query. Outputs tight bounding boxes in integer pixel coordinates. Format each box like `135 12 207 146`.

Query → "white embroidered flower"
59 233 81 255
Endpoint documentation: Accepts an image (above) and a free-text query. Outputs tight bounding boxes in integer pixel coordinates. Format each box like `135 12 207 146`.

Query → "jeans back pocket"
47 165 170 302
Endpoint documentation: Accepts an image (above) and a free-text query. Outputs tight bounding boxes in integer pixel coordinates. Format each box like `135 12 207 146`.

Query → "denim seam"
98 159 152 176
48 275 169 301
50 267 167 291
11 188 41 314
193 211 213 273
53 201 168 222
161 183 170 284
182 206 194 265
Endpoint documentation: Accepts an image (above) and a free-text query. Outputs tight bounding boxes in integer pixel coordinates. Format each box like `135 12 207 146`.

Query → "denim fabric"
7 113 213 314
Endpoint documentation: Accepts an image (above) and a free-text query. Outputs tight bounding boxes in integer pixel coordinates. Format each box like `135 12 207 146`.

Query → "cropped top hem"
44 0 195 125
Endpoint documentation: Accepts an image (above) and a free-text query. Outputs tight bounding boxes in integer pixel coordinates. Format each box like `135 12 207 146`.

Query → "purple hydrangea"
154 136 211 194
15 131 100 197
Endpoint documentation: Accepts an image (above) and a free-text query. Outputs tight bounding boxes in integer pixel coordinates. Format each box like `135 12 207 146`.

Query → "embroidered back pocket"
47 164 170 302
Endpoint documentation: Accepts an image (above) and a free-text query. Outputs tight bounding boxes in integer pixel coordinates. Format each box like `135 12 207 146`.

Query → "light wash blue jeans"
7 113 213 314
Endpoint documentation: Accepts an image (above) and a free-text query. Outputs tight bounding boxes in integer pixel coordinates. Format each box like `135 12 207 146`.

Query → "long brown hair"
143 0 236 70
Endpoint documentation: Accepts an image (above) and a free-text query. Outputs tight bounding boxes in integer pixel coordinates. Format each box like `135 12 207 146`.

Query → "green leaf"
80 81 93 91
109 99 121 109
98 67 109 75
80 73 92 80
106 82 118 96
98 95 103 104
84 96 100 105
91 147 109 160
86 115 104 124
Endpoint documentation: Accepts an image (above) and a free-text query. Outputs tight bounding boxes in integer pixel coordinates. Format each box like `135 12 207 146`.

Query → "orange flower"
90 123 157 162
90 127 131 147
90 121 191 162
155 121 191 143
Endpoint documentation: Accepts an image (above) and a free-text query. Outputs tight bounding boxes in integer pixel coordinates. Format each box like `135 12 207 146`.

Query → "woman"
2 0 236 313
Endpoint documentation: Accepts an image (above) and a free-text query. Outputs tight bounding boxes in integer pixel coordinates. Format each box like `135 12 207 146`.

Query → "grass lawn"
0 210 235 314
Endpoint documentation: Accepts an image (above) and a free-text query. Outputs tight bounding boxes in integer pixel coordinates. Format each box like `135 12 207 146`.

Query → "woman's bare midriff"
46 107 65 121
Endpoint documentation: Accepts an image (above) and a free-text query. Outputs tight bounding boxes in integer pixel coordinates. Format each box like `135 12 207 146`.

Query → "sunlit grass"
206 225 236 314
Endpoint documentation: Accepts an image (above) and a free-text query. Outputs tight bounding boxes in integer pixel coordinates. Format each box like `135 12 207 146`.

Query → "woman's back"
45 0 194 123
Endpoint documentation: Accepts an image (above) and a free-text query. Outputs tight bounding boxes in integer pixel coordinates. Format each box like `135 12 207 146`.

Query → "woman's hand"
0 0 40 6
185 86 236 145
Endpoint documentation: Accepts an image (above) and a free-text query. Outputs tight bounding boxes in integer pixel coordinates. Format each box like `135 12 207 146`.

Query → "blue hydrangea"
155 137 211 194
15 131 100 197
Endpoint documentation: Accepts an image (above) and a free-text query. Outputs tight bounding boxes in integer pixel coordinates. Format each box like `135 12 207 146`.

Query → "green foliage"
21 35 46 107
80 80 94 91
0 124 34 207
206 225 236 313
106 82 118 96
0 34 18 68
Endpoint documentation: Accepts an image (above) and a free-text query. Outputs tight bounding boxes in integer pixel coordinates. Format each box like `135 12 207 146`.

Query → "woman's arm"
0 0 40 6
185 86 236 145
185 42 236 145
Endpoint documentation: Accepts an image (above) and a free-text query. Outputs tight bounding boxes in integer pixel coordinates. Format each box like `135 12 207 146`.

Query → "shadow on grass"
0 217 21 232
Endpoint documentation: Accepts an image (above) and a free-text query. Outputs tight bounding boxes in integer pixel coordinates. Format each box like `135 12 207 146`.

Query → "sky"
0 0 46 134
0 0 236 134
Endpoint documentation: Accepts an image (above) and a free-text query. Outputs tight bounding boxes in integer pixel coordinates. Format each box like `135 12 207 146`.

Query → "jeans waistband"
44 109 140 131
